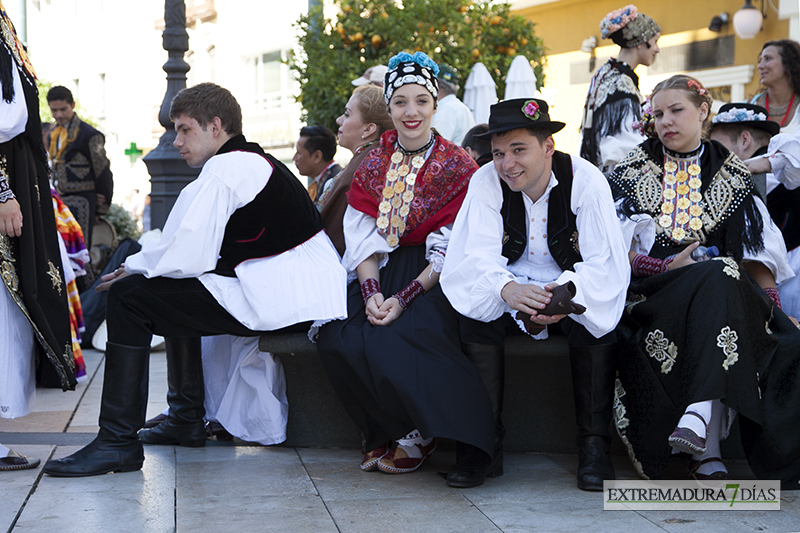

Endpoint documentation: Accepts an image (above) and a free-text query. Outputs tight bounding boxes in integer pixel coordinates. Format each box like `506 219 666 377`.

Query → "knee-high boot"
446 342 505 488
570 343 616 491
139 337 206 447
43 342 150 477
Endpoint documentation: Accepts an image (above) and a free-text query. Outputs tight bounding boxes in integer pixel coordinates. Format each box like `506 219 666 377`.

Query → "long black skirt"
317 244 495 457
614 257 800 488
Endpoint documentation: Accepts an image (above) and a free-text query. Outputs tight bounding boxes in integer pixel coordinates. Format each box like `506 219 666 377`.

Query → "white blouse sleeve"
124 154 267 278
340 205 394 273
765 133 800 189
597 105 645 171
0 65 28 143
441 165 516 322
743 196 794 284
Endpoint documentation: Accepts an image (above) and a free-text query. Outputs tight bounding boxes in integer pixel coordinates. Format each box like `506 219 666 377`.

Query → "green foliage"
293 0 546 132
103 203 142 242
37 79 98 128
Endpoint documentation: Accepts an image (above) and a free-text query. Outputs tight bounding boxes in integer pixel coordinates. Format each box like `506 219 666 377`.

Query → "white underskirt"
201 336 287 445
0 286 35 419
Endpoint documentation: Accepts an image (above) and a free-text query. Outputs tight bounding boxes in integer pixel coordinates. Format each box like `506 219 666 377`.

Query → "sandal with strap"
377 438 436 474
0 450 41 471
689 456 728 481
360 442 390 472
668 411 708 455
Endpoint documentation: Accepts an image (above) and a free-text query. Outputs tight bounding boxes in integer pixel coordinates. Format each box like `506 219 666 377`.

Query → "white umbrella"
463 62 497 125
504 55 541 100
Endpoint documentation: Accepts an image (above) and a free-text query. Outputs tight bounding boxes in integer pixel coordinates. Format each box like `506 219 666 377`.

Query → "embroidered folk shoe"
0 450 40 471
668 411 708 454
360 442 390 472
689 457 728 481
377 437 436 474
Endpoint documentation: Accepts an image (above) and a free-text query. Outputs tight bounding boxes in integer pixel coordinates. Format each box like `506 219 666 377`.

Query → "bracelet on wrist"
393 279 426 309
360 278 380 306
631 254 669 278
764 287 782 310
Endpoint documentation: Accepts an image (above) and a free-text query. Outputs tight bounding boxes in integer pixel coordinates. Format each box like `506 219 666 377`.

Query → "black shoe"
576 435 615 491
44 434 144 477
445 442 499 488
143 413 168 429
139 420 206 447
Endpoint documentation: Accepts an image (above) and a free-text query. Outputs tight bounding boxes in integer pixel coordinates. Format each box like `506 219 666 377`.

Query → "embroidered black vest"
213 136 324 275
500 150 583 271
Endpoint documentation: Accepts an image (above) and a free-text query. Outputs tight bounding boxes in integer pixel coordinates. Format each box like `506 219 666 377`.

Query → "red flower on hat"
522 100 540 121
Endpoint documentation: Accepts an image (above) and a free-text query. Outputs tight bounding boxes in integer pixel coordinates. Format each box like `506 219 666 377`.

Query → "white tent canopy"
463 62 497 125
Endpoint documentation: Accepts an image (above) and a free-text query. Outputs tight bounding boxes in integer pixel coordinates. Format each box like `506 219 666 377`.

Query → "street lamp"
143 0 200 230
732 0 764 39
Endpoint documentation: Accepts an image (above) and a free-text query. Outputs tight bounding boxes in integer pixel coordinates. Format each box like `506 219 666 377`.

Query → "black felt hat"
712 103 780 136
477 98 566 139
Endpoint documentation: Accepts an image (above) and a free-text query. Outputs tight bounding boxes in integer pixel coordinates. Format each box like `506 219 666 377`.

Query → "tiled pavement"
2 349 800 533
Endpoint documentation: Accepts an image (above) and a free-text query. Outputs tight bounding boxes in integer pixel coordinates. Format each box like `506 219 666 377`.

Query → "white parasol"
463 62 497 125
504 55 541 100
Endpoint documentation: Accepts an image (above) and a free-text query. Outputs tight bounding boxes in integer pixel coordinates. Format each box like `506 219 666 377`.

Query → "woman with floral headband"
316 52 496 487
608 74 800 487
580 4 661 174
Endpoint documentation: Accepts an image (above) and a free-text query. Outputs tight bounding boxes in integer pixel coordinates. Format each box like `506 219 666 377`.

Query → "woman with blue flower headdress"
316 51 497 487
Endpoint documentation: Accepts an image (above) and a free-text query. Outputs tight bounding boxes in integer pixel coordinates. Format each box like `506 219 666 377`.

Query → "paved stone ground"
2 349 800 533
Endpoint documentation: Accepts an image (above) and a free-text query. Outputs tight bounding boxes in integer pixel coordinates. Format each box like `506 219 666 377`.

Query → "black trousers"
459 314 616 348
106 274 307 346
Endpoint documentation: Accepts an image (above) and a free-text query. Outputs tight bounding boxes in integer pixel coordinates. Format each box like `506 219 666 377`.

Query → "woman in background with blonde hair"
318 85 394 256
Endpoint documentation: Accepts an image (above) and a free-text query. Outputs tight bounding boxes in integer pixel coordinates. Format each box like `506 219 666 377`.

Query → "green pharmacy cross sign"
124 142 144 163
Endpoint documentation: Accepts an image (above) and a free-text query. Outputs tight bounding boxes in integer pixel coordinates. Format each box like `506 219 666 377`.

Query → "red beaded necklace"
765 92 796 128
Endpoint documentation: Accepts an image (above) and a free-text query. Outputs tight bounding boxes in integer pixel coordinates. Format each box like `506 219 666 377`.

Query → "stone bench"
259 332 745 458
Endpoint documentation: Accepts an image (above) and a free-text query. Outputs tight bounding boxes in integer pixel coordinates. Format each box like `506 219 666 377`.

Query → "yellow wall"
515 0 790 151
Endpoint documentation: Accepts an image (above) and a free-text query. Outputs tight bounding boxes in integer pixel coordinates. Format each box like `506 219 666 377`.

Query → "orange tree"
293 0 545 132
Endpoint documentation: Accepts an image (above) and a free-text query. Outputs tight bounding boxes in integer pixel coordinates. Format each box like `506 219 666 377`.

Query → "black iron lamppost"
144 0 200 230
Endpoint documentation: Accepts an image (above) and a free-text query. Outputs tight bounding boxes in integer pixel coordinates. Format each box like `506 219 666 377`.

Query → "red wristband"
393 279 426 309
361 278 380 306
631 254 670 277
764 287 782 310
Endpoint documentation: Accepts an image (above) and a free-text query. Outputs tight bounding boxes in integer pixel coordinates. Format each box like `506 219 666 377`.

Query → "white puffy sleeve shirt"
124 151 347 331
0 65 27 142
441 157 630 339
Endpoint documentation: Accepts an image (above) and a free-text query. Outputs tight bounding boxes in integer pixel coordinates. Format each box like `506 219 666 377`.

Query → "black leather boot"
446 441 494 488
570 343 616 492
43 343 150 477
462 342 505 475
139 337 206 447
446 343 505 488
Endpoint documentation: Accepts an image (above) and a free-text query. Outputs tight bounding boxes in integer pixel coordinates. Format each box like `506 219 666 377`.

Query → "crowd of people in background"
2 0 800 494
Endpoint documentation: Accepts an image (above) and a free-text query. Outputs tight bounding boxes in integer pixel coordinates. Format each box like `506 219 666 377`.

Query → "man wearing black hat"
710 102 800 318
432 64 475 145
441 98 630 491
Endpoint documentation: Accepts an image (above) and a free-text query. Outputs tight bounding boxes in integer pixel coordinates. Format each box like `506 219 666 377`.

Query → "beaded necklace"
376 146 428 247
765 92 796 128
658 146 704 243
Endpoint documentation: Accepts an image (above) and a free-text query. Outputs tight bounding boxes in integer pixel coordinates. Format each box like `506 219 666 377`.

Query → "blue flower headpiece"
385 51 440 104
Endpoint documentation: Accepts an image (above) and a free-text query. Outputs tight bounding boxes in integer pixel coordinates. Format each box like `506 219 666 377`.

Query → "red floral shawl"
347 130 477 246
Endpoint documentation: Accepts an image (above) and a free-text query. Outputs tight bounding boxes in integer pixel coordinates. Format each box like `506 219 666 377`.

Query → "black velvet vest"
500 150 583 271
768 185 800 252
213 136 324 275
